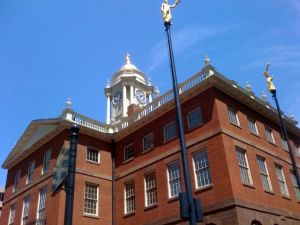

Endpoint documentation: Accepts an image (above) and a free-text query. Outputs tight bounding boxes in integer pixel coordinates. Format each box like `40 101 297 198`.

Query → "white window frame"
281 136 289 151
42 150 51 174
83 183 99 216
26 161 35 184
236 147 253 185
167 161 181 198
8 204 16 225
36 186 47 225
192 151 212 189
124 181 135 214
248 117 259 135
256 156 272 192
228 107 240 126
21 195 30 225
13 169 21 193
86 147 100 164
265 127 275 144
290 171 300 201
187 107 203 129
143 133 154 152
144 172 157 207
275 164 289 197
124 144 134 162
163 121 177 142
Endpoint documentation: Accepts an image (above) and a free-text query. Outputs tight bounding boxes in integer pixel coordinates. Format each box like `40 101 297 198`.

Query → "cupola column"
106 94 111 124
130 85 134 104
122 84 127 117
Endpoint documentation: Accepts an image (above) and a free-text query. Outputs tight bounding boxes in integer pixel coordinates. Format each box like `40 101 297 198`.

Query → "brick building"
1 55 300 225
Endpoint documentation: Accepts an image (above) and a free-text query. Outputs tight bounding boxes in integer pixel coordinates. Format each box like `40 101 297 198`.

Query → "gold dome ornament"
263 62 276 93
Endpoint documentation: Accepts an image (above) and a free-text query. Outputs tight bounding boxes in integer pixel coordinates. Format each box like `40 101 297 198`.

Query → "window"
187 108 203 129
248 118 258 135
265 127 275 144
87 147 100 163
124 144 134 161
281 136 289 151
84 183 98 215
42 150 51 174
163 121 177 141
8 204 16 225
193 151 212 189
13 169 21 193
143 133 154 152
37 187 47 225
124 181 135 214
228 107 239 126
144 172 157 207
167 161 181 198
0 192 4 201
21 196 30 225
290 171 300 201
296 144 300 157
26 161 35 184
275 164 289 196
236 148 252 185
256 156 272 192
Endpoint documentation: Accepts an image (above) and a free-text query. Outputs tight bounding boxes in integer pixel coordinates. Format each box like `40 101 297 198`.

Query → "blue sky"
0 0 299 186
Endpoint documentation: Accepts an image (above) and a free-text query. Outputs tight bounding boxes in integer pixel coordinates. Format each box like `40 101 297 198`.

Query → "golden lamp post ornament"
263 62 276 93
161 0 181 24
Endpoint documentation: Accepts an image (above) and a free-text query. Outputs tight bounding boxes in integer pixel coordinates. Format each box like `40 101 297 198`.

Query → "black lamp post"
64 124 80 225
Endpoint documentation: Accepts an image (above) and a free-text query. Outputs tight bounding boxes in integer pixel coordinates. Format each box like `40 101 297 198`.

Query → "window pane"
87 147 100 163
193 151 212 188
236 148 252 185
228 107 239 125
188 108 203 129
124 182 135 214
167 161 181 198
124 144 134 161
275 165 289 196
84 184 98 215
248 118 258 135
290 171 300 201
265 128 275 144
256 157 272 192
143 133 154 152
37 187 47 225
164 122 177 141
145 173 157 206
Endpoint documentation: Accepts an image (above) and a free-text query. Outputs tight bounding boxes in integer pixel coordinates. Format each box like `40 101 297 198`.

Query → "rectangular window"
248 118 259 135
8 204 16 225
290 171 300 201
163 121 177 142
37 187 47 225
265 127 275 144
143 133 154 152
13 169 21 193
256 156 272 192
144 172 157 207
281 136 289 151
167 161 181 198
26 161 35 184
236 148 252 185
228 107 239 126
124 144 134 161
42 150 51 174
275 164 289 196
124 181 135 214
87 147 100 163
187 108 203 129
193 151 212 189
21 196 30 225
84 183 98 215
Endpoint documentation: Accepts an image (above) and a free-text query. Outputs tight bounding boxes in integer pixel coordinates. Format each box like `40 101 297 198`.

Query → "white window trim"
192 150 212 189
228 106 240 126
86 147 101 164
42 150 51 175
256 156 272 192
187 107 203 129
21 195 30 225
265 127 275 144
26 161 35 184
248 117 259 135
163 121 177 142
83 183 99 216
36 186 47 225
124 181 135 214
167 161 181 198
280 137 289 151
13 169 21 193
8 204 16 225
236 148 253 185
144 172 157 207
143 133 154 152
123 143 134 162
275 164 289 197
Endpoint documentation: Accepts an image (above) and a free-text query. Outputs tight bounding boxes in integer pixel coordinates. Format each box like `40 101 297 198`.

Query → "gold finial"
263 62 276 93
125 52 131 65
161 0 181 23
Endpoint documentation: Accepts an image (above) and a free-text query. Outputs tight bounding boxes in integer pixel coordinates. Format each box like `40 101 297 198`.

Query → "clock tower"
105 53 154 124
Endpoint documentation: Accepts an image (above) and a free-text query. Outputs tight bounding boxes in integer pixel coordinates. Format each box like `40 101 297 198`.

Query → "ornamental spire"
125 52 131 65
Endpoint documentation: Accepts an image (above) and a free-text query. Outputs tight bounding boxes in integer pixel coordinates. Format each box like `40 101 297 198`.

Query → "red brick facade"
1 78 300 225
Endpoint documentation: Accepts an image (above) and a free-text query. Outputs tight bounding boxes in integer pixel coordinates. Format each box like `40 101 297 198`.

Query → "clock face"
112 90 122 104
135 89 146 104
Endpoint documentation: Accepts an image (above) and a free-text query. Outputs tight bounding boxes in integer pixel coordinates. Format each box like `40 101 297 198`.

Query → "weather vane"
263 62 276 93
161 0 181 24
